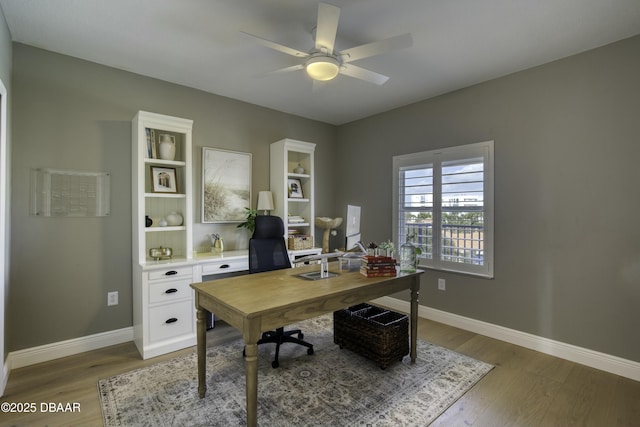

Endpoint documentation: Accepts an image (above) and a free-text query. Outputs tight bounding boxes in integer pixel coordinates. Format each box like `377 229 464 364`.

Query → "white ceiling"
2 0 640 125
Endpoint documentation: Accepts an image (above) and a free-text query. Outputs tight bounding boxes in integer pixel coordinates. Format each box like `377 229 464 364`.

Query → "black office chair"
247 215 314 368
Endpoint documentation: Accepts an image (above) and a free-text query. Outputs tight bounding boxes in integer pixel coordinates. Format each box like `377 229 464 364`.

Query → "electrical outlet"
107 291 119 306
438 278 446 291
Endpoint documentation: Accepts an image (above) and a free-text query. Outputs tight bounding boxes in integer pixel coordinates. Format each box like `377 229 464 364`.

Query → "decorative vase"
158 134 176 160
294 164 305 174
165 211 183 226
158 217 168 227
145 215 153 227
213 237 224 253
399 237 417 273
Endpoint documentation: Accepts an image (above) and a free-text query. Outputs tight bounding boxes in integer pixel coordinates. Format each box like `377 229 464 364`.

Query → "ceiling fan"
242 2 413 85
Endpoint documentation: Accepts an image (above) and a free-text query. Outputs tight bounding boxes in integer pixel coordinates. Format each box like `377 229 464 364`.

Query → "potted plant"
236 208 258 233
378 240 395 257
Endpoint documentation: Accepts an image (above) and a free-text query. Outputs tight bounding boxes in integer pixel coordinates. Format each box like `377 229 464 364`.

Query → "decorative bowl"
149 246 173 260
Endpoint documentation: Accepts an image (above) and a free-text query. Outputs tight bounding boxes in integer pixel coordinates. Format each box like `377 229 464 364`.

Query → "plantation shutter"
392 141 493 278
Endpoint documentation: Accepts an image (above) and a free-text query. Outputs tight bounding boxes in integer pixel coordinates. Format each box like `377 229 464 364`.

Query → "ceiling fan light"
306 56 340 81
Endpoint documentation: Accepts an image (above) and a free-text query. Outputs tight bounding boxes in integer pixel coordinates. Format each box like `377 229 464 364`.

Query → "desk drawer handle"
165 270 178 276
165 318 178 324
165 288 178 294
219 264 230 269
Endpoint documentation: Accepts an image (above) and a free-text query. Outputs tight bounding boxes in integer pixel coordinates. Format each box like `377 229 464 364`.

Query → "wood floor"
2 317 639 427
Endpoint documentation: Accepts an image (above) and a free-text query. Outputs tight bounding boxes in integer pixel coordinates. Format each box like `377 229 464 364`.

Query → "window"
392 141 494 277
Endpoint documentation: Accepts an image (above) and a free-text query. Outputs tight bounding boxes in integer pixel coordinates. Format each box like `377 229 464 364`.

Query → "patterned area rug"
99 314 492 426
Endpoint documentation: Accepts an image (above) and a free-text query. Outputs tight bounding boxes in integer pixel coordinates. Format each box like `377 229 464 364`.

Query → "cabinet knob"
165 288 178 294
165 270 178 276
220 264 230 269
165 318 178 324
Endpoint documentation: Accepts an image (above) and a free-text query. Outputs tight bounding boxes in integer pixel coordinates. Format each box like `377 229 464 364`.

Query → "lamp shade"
257 191 274 213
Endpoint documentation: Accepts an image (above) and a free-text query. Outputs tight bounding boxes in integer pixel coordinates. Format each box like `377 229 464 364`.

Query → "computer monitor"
345 204 361 250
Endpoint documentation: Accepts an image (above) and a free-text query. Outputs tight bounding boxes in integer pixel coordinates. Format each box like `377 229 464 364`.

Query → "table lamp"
257 191 274 215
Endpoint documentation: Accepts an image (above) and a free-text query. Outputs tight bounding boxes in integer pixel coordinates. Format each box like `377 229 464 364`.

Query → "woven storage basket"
333 304 409 369
288 235 313 250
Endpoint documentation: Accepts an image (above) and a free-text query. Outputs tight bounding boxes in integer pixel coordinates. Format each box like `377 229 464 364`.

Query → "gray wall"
7 35 640 364
8 44 336 351
336 35 640 362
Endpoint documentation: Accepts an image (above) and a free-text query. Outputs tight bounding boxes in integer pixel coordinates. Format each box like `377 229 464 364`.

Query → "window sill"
417 264 494 279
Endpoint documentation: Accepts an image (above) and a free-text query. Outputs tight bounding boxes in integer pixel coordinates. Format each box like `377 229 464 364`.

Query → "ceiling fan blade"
340 33 413 63
260 64 305 77
315 3 340 53
340 64 390 85
241 31 309 58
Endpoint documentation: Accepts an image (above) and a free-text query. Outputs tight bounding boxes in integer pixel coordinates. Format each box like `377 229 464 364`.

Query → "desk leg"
244 342 258 427
410 277 420 362
196 307 207 398
244 320 261 427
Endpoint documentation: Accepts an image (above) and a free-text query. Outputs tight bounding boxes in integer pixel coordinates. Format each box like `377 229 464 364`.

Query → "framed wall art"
202 147 252 223
151 166 177 193
287 178 303 198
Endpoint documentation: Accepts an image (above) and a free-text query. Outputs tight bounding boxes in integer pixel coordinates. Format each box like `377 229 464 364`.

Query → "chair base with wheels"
258 327 314 369
243 328 314 368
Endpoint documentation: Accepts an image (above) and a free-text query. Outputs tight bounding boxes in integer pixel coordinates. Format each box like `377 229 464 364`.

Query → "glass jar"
399 236 417 273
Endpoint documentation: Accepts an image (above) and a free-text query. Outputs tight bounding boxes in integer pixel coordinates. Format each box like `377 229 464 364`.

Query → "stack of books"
145 128 157 158
360 255 397 277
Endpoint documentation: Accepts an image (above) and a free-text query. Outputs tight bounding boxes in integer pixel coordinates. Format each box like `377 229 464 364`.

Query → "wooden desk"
190 263 423 427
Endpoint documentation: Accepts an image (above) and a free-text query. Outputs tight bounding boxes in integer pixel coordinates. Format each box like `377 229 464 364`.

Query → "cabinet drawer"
148 300 194 342
201 259 248 275
149 279 192 304
147 266 193 281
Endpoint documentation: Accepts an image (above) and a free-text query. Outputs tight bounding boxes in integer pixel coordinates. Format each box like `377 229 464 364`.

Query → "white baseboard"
372 296 640 382
7 327 134 370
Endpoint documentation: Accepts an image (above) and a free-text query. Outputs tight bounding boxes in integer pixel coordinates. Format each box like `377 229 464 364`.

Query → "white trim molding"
373 297 640 382
0 78 8 397
1 359 8 397
7 327 133 370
